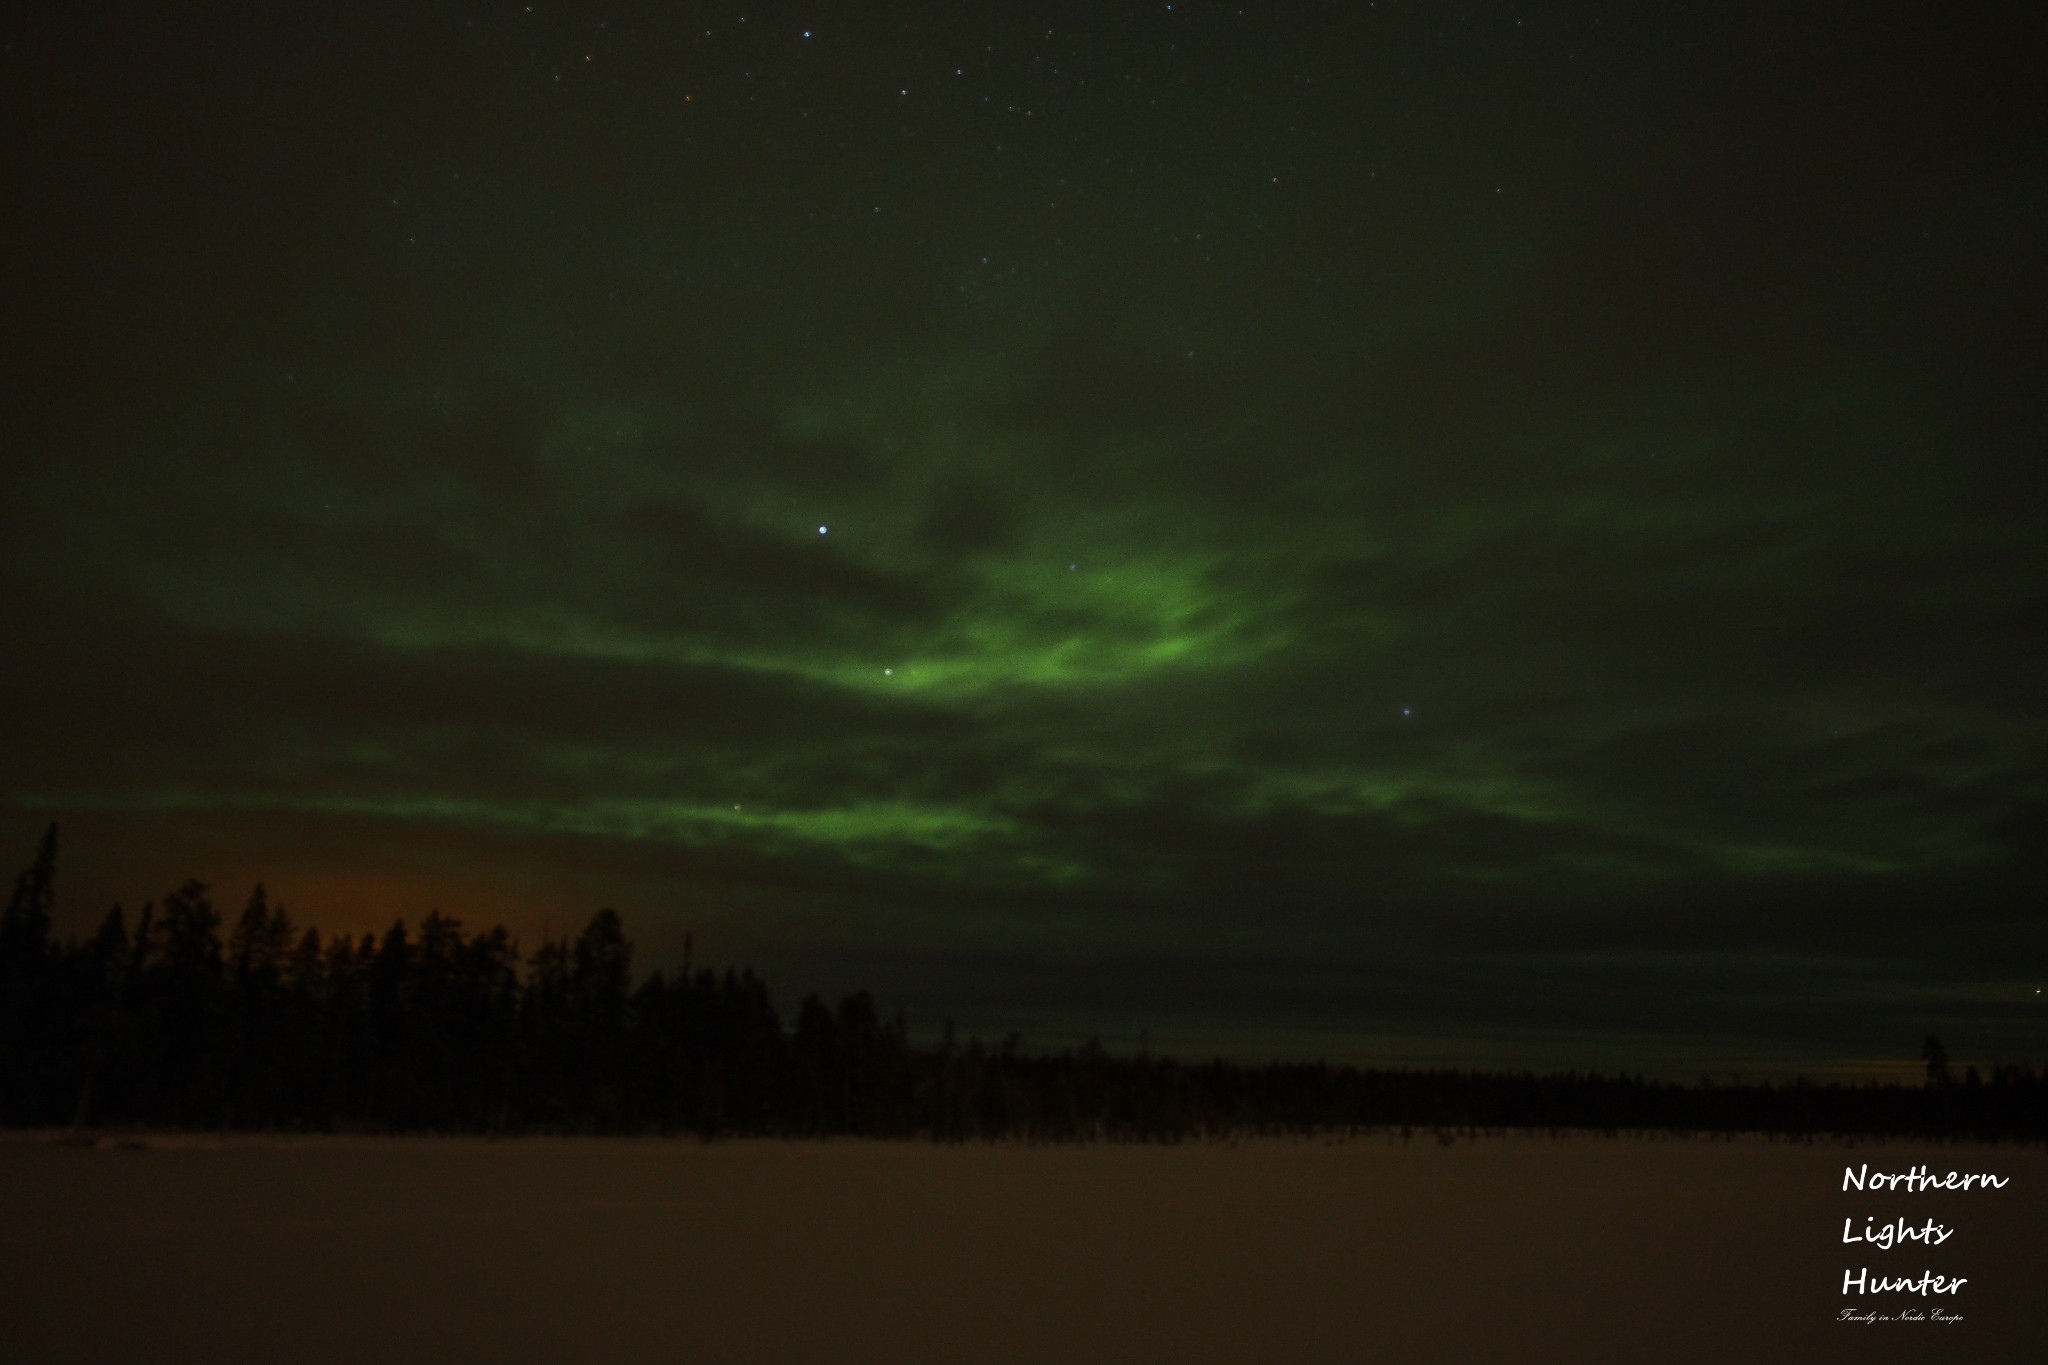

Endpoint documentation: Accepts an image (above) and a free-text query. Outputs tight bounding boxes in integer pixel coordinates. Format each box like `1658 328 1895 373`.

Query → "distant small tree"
1921 1035 1951 1087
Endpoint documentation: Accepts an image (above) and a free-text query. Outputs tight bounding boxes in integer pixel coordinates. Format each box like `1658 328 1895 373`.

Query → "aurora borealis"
3 3 2043 1074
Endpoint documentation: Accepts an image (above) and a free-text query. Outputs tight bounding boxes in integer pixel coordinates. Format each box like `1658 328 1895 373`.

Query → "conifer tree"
0 823 56 980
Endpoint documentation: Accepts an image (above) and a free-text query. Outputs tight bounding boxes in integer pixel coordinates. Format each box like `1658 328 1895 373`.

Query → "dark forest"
4 829 2041 1142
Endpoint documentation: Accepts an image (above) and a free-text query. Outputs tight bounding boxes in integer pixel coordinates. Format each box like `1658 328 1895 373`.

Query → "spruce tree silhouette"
0 823 56 979
0 825 58 1122
152 881 225 1122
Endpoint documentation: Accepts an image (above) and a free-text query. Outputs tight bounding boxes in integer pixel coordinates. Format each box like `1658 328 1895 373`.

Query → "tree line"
3 827 2043 1140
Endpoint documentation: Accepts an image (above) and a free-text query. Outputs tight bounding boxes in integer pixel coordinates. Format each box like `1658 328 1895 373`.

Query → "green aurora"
3 3 2044 1074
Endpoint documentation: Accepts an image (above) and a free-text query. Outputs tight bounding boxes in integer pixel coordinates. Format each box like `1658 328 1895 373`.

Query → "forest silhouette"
3 827 2042 1140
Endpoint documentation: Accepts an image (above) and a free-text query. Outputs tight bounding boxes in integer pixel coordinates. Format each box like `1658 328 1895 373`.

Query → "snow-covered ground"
3 1131 2039 1362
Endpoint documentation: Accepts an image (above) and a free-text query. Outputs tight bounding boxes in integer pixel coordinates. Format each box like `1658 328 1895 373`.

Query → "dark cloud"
986 321 1237 436
913 475 1020 559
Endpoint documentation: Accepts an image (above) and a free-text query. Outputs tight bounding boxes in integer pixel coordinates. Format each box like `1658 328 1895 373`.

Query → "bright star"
818 525 828 534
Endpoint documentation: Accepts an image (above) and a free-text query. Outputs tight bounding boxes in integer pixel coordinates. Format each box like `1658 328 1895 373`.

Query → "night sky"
4 3 2043 1076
